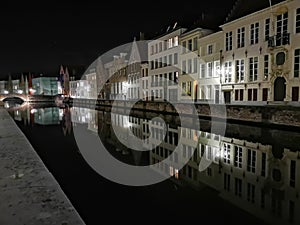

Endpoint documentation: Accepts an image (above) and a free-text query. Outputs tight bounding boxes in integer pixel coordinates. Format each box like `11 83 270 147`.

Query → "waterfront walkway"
0 106 85 225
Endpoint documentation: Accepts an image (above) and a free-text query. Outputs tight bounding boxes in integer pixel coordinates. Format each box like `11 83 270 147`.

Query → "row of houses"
0 66 75 96
70 0 300 104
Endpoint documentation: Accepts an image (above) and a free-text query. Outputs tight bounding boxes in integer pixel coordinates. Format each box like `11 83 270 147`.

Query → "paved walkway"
0 106 86 225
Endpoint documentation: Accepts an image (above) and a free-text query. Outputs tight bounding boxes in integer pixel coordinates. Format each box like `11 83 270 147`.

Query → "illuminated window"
174 36 179 46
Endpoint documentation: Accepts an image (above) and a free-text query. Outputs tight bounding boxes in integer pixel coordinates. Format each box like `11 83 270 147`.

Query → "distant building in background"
0 80 8 94
32 77 59 96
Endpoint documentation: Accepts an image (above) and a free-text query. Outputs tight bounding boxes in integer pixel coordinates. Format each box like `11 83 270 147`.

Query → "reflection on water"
8 103 300 225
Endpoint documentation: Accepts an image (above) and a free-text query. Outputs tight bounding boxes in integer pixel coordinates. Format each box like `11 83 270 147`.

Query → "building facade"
148 27 186 101
220 0 300 104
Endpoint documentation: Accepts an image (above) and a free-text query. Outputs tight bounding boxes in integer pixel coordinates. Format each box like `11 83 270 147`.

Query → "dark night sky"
0 0 237 79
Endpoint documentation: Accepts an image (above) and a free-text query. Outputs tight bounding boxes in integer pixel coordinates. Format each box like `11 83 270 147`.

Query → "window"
290 160 296 187
235 178 242 197
248 89 258 101
207 44 213 54
193 58 198 73
226 31 233 51
168 38 173 48
297 8 300 33
174 53 178 64
294 49 300 77
277 12 288 35
174 36 179 46
236 59 245 82
223 143 231 164
182 41 186 53
276 52 285 65
200 64 205 78
264 55 269 80
234 146 243 168
214 61 220 77
235 89 244 101
188 59 192 74
168 54 172 66
237 27 245 48
249 57 258 81
207 62 213 77
247 149 256 173
182 60 186 74
193 37 198 51
224 61 232 83
188 39 192 51
159 42 162 52
250 22 259 45
265 18 270 41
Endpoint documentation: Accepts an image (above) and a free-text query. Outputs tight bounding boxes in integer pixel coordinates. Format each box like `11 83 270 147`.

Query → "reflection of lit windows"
174 169 179 179
234 146 243 168
223 143 231 164
224 61 232 83
206 146 212 160
247 149 256 173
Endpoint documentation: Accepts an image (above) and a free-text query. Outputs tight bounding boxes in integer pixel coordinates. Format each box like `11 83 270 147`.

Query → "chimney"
139 32 145 41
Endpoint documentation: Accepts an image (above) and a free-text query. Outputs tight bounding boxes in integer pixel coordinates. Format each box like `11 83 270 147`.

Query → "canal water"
5 102 300 225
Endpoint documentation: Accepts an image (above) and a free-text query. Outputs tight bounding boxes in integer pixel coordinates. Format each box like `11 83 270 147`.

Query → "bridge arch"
0 94 28 102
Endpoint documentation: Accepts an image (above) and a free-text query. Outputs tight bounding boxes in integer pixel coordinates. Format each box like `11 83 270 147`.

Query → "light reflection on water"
7 103 300 225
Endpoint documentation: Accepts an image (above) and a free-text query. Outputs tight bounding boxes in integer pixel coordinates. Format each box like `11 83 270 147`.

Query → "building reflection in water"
96 109 300 225
8 104 300 225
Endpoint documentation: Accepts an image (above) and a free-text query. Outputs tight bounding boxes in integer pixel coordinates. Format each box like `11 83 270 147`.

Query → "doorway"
274 77 286 101
292 87 299 101
224 91 231 104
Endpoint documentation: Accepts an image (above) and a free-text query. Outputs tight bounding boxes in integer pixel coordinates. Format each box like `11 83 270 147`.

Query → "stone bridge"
0 94 29 102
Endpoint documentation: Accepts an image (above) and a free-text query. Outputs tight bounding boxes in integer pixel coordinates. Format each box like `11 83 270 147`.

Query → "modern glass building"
32 77 59 96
